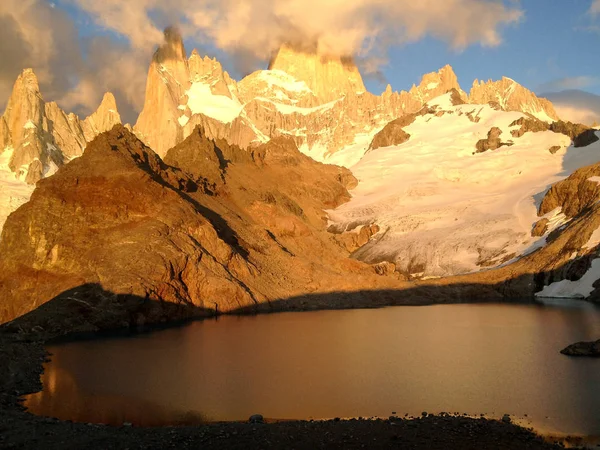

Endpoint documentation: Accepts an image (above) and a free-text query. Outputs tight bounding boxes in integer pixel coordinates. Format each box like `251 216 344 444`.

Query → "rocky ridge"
131 29 559 163
0 125 406 326
0 70 121 184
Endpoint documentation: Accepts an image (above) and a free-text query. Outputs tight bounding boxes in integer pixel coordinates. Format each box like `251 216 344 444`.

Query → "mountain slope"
328 92 600 278
0 126 404 325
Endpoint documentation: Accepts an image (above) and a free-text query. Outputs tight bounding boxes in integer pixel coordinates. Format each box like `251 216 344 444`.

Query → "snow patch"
257 70 312 93
186 82 243 123
0 148 35 236
178 115 189 127
535 259 600 299
588 176 600 185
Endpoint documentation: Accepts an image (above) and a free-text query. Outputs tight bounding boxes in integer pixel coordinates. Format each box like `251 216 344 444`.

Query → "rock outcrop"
475 127 510 153
0 126 403 326
561 339 600 357
134 28 191 157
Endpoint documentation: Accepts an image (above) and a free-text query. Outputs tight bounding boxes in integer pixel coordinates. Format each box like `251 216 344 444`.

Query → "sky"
1 0 600 124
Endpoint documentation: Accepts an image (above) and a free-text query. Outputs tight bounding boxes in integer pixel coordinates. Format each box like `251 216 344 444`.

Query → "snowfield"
0 148 35 233
327 93 600 278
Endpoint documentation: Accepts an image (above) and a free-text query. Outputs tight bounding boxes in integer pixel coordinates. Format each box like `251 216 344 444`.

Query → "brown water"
25 302 600 435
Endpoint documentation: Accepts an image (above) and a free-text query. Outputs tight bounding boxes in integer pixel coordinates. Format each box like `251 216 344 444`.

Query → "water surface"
26 302 600 435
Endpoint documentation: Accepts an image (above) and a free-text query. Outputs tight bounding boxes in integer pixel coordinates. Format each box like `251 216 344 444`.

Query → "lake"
25 301 600 436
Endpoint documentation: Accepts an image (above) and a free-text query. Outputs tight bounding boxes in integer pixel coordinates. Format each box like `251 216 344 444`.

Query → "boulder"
560 340 600 357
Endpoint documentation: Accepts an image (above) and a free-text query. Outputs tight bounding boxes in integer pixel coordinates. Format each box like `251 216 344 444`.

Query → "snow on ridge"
186 82 243 123
0 148 35 236
257 70 312 93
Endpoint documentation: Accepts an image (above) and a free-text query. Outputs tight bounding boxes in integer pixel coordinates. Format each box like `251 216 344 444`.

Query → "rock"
548 145 561 154
560 339 600 357
249 414 264 424
134 28 191 156
531 219 550 237
475 127 505 153
538 162 600 218
573 129 599 148
368 119 411 151
502 414 511 424
373 262 397 276
268 43 366 103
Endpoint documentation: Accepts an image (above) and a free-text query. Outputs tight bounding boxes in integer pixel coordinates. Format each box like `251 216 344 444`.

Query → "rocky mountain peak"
188 51 236 99
469 76 558 122
82 92 122 142
268 43 366 103
409 64 465 104
134 29 191 157
2 68 45 151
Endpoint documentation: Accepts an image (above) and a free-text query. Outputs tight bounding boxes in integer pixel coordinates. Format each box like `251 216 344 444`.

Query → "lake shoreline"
0 304 594 449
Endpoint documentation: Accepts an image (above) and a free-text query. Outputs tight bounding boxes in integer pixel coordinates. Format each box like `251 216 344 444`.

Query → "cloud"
591 0 600 15
538 76 600 92
0 0 83 108
1 0 523 123
70 0 523 65
542 90 600 126
554 105 600 126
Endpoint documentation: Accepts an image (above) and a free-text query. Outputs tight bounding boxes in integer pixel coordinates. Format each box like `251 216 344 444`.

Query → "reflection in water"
25 303 600 435
25 363 208 426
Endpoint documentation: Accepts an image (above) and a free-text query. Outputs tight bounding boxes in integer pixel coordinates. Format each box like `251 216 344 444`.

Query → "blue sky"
378 0 600 96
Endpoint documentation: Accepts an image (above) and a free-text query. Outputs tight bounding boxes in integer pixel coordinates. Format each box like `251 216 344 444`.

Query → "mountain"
0 69 121 230
132 31 558 166
541 90 600 126
328 92 600 279
0 125 406 326
82 92 122 142
470 77 559 122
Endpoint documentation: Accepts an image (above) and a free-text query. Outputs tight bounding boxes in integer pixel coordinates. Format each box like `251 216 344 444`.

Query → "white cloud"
538 76 600 92
69 0 523 63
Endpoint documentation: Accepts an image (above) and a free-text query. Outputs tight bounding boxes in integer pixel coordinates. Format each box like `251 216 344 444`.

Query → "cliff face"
268 44 366 102
134 28 191 157
0 125 402 326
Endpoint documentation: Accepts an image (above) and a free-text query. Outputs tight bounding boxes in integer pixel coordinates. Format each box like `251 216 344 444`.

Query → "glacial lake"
25 301 600 437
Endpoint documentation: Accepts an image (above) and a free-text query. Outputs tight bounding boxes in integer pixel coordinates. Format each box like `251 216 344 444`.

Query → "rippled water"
25 301 600 436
